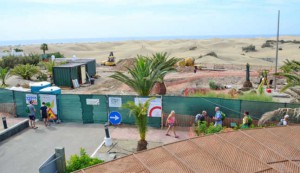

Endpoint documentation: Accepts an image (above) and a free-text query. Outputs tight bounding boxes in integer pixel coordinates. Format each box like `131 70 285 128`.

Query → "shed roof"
54 62 85 68
54 58 95 63
75 126 300 173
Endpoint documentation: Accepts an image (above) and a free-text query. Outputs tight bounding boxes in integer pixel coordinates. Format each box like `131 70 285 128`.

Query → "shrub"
196 121 207 136
238 93 273 102
209 80 224 90
205 51 218 58
13 48 23 52
66 148 103 173
0 54 40 69
37 72 48 81
242 45 256 52
11 64 39 80
205 123 223 134
261 42 273 48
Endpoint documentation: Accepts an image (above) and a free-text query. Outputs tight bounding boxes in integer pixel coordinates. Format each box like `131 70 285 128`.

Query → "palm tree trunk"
137 139 148 151
152 82 167 95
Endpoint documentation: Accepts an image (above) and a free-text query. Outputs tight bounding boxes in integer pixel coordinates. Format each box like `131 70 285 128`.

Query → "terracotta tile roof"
76 126 300 173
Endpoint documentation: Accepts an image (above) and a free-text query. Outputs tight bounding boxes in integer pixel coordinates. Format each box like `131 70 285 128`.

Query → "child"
165 110 179 138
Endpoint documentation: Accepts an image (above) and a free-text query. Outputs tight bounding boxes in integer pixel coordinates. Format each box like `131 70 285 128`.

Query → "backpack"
221 112 226 121
195 114 202 123
25 106 30 113
247 116 253 126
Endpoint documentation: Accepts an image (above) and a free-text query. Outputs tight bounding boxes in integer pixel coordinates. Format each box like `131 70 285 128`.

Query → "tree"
122 98 153 151
11 64 39 80
110 55 162 96
275 60 300 91
40 43 48 54
0 67 10 86
150 52 180 95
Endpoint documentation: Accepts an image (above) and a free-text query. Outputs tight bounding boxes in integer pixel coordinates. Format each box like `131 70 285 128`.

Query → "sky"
0 0 299 41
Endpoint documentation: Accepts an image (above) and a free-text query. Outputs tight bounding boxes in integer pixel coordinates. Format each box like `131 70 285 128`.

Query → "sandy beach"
1 36 300 66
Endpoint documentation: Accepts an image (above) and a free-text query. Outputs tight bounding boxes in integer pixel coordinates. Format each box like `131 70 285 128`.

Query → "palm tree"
0 67 10 86
40 43 48 54
110 55 162 96
150 52 180 95
11 64 39 80
122 98 153 151
275 60 300 91
258 108 300 125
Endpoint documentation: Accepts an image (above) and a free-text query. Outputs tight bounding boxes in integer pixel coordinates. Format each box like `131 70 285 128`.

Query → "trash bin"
90 78 95 85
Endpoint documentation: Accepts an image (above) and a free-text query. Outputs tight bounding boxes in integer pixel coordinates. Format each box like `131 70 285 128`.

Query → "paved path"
0 122 105 173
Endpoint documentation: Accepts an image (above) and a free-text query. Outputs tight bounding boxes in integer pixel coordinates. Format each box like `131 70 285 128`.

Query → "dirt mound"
115 58 135 71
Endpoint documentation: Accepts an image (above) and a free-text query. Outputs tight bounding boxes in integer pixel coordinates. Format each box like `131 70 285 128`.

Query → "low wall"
0 119 29 142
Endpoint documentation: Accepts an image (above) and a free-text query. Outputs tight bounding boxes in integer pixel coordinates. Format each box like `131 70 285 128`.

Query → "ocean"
0 34 298 46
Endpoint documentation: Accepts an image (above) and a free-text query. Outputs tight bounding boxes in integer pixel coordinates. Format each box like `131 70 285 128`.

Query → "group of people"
27 101 50 129
165 106 290 137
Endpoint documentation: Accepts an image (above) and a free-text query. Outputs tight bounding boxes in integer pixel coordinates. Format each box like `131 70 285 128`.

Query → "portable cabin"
39 86 61 94
29 82 51 93
53 63 87 88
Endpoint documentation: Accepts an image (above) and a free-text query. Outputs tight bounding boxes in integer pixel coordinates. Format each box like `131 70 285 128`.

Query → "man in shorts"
27 100 38 129
40 102 49 127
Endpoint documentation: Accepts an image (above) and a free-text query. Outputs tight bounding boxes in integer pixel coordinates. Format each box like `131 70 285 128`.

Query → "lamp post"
274 10 280 90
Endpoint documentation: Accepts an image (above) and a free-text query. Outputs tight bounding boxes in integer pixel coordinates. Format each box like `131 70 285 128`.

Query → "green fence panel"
91 95 107 123
57 94 82 122
0 89 14 103
80 95 94 124
241 100 286 121
14 91 41 119
107 95 136 125
219 99 241 118
107 95 161 127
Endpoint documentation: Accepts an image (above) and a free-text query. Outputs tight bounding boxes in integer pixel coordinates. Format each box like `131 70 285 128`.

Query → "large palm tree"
150 52 180 95
122 98 153 151
40 43 48 54
110 55 162 96
0 67 10 86
275 60 300 91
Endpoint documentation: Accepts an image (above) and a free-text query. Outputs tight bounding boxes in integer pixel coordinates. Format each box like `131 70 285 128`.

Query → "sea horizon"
1 34 299 47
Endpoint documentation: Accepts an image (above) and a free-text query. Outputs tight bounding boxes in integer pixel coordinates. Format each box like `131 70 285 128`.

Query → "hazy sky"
0 0 299 41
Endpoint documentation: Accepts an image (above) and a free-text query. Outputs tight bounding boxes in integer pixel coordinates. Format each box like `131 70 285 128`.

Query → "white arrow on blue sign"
109 111 122 125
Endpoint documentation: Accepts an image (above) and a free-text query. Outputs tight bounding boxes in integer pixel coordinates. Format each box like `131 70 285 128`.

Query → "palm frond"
258 108 300 125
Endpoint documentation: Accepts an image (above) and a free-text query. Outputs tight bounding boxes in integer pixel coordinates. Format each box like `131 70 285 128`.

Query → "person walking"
242 111 249 129
165 110 179 138
213 107 222 127
278 114 289 126
27 100 38 129
40 102 49 127
195 110 207 125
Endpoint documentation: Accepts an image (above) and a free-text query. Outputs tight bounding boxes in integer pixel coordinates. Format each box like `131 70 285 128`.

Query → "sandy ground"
1 36 298 101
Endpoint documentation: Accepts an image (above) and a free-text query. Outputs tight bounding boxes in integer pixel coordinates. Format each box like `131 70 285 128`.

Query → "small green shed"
53 63 86 87
72 59 96 77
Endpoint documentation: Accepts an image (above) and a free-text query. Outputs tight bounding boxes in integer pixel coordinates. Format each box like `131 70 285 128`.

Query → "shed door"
81 65 86 84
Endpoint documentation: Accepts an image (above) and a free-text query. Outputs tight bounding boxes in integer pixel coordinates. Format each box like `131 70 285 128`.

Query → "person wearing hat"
242 111 249 128
279 115 289 126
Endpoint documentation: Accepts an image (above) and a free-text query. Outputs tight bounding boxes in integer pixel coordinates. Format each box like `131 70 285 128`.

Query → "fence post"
55 147 66 173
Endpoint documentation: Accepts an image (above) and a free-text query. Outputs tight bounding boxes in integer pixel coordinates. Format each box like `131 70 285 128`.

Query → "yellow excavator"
101 52 116 66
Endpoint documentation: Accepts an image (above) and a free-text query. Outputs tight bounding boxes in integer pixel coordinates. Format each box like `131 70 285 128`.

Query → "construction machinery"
177 57 195 67
101 52 116 66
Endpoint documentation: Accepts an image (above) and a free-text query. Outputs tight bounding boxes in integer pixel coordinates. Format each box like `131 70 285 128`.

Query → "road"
0 122 105 173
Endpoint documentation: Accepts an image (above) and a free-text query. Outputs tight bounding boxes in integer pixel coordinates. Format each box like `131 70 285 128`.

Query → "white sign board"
25 94 38 105
86 99 100 105
134 98 162 117
39 94 58 114
109 97 122 107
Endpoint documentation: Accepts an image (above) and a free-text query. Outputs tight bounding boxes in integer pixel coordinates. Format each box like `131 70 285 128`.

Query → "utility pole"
274 10 280 90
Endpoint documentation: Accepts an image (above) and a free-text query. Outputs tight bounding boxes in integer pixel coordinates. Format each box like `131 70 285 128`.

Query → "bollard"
104 123 110 138
104 123 112 146
2 117 8 129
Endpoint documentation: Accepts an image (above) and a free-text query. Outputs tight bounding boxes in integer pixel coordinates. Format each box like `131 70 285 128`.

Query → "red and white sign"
134 98 162 117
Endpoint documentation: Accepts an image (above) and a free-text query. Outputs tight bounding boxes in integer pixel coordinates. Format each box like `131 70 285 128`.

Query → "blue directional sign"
109 111 122 125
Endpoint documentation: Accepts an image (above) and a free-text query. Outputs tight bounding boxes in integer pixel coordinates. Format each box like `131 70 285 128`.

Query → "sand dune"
1 36 299 66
